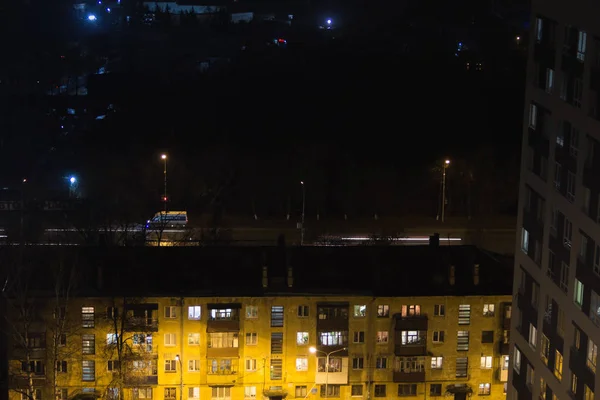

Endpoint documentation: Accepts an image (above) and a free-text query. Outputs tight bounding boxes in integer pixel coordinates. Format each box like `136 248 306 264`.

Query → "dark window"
430 384 442 396
271 333 283 354
398 384 417 396
374 385 386 397
482 331 494 343
271 306 284 327
270 359 282 380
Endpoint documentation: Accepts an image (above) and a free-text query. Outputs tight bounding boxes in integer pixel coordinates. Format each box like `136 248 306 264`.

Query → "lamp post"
441 159 450 223
161 154 168 213
300 181 305 246
175 355 183 400
309 347 347 398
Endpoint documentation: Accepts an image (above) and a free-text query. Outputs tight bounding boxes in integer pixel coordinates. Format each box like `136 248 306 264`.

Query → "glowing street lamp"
161 154 168 213
87 14 97 21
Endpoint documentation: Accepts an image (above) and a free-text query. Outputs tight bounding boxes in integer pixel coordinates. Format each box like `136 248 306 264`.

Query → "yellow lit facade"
8 295 513 400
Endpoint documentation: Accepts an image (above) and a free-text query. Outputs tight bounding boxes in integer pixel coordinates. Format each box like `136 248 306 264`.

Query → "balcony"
124 317 158 332
497 368 508 382
393 370 425 382
207 304 241 332
124 375 158 385
315 358 348 384
394 314 428 331
499 341 510 355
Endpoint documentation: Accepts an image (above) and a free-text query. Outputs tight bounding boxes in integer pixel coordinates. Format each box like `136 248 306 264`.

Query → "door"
454 393 467 400
269 397 283 400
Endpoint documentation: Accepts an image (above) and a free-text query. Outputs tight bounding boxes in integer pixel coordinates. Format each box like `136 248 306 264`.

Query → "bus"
146 211 188 229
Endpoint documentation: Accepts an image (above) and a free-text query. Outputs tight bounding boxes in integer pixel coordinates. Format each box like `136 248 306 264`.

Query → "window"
164 388 176 400
575 327 581 349
590 290 600 326
574 279 584 307
188 333 200 345
401 305 421 316
295 357 308 371
246 306 258 319
541 334 550 365
560 262 570 293
56 361 67 373
208 332 238 348
210 308 234 320
106 307 117 319
188 360 200 372
353 331 365 343
164 333 176 346
584 385 594 400
567 171 576 202
574 78 583 108
296 332 309 346
587 339 597 372
271 306 284 327
482 331 494 343
352 357 364 369
320 331 347 346
430 384 442 396
82 360 95 381
353 305 366 317
432 331 445 343
558 308 565 337
431 357 443 369
165 360 177 372
571 128 579 157
321 385 341 398
270 359 282 380
529 103 538 129
295 386 307 398
242 386 256 399
82 334 95 355
478 383 491 396
483 304 495 316
271 332 283 354
554 350 563 381
433 304 445 316
521 228 530 253
581 233 588 259
397 356 425 373
318 357 342 372
23 361 44 375
211 387 230 400
21 389 42 400
297 305 309 317
457 331 469 351
188 388 199 400
374 385 386 398
107 360 120 372
398 384 416 396
351 385 363 397
456 357 468 377
401 331 424 345
377 305 389 317
57 389 68 400
515 347 524 372
376 357 387 369
245 358 257 371
188 306 201 320
546 68 554 93
554 162 562 190
82 307 95 328
376 331 389 343
245 332 257 345
165 306 177 319
133 388 152 400
209 359 236 374
106 333 118 345
318 307 348 320
540 378 546 400
480 356 492 369
594 245 600 276
529 323 538 349
578 30 587 61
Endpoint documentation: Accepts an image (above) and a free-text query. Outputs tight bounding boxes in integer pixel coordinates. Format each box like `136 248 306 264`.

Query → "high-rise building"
2 246 512 400
510 6 600 399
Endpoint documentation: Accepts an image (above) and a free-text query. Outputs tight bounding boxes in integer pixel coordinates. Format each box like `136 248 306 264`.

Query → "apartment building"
3 245 512 400
511 0 600 399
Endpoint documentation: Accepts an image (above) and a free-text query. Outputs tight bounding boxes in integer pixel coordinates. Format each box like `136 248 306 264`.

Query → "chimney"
429 233 440 248
473 264 480 286
449 265 456 286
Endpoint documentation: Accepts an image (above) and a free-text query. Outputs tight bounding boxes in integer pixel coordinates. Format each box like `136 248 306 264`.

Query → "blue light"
326 19 332 24
87 14 97 21
69 177 77 184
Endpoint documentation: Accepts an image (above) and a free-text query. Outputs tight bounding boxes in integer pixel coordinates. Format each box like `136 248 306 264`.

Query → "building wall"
7 295 511 400
511 0 600 398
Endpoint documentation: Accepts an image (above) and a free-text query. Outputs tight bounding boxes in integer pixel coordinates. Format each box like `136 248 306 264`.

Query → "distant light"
22 178 27 183
161 154 167 160
326 19 332 24
87 14 97 21
69 177 77 184
300 181 304 185
445 159 450 165
516 36 520 40
106 7 111 12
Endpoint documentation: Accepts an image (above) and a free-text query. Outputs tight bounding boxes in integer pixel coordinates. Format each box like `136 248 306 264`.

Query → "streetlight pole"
161 154 168 214
300 181 305 246
175 355 183 400
309 347 347 398
441 159 450 223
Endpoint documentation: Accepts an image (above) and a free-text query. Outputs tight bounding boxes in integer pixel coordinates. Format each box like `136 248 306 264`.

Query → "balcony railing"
124 317 158 332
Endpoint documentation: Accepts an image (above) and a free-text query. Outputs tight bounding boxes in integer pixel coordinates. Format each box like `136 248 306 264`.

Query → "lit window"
188 306 201 320
574 279 584 307
480 356 492 369
431 357 443 369
296 332 309 346
478 383 491 396
295 358 308 371
586 339 597 373
483 304 495 316
353 305 366 317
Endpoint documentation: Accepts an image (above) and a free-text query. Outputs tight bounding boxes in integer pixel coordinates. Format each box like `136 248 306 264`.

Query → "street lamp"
441 159 450 223
175 355 183 400
161 154 168 213
300 181 306 246
68 176 78 198
309 347 347 398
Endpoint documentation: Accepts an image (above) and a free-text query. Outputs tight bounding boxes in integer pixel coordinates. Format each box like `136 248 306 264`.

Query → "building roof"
0 244 513 298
